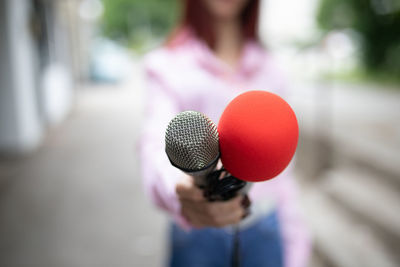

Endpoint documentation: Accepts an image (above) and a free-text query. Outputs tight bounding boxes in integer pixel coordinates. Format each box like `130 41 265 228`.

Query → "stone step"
320 167 400 240
302 187 398 267
292 83 400 180
332 129 400 182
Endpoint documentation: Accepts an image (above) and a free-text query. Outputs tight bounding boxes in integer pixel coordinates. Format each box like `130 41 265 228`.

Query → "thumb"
176 176 205 201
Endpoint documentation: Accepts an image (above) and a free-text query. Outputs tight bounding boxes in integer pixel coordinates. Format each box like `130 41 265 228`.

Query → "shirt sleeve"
138 56 190 229
262 55 312 267
276 170 312 267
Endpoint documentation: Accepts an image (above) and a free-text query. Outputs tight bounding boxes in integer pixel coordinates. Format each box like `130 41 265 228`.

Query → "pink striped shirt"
139 29 311 267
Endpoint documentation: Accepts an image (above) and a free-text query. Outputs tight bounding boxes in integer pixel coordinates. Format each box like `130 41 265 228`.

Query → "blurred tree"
101 0 179 48
317 0 400 78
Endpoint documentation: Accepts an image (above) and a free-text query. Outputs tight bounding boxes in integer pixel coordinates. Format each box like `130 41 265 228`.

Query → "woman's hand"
176 175 248 228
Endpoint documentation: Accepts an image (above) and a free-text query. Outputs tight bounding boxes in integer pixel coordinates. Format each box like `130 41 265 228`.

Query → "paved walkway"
0 63 168 266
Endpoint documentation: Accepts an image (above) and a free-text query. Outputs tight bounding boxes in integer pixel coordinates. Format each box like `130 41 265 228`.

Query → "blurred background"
0 0 399 266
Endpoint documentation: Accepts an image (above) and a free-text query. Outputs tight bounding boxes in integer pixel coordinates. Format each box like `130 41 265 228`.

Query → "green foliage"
100 0 179 47
317 0 400 77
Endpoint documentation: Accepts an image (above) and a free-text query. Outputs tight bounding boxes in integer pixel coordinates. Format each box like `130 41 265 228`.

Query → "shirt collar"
187 34 265 79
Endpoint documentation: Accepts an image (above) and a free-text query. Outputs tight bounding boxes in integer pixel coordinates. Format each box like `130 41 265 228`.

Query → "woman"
139 0 311 266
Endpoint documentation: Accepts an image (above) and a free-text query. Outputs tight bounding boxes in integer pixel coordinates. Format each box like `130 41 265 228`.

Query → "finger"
181 203 208 228
183 199 244 228
211 195 244 214
181 199 228 227
176 179 205 201
224 206 246 225
180 199 218 227
180 199 207 215
241 195 251 209
213 206 246 227
198 196 244 227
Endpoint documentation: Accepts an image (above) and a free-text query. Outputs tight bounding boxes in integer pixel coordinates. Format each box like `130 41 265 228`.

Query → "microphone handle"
203 167 249 201
184 163 249 201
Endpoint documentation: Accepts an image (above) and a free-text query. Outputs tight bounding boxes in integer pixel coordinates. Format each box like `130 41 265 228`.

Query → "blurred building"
0 0 90 155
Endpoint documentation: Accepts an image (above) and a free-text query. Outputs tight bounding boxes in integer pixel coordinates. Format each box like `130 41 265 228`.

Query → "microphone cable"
203 168 249 267
232 225 240 267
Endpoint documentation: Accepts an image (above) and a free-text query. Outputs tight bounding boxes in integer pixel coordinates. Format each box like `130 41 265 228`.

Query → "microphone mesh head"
165 111 219 172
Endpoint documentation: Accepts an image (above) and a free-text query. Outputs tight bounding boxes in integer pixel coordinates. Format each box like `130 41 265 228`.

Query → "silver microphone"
165 111 219 187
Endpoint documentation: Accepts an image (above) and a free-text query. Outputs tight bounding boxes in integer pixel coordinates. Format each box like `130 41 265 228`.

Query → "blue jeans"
169 211 284 267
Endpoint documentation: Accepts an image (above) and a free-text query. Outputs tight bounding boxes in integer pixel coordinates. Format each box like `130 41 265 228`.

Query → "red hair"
167 0 260 49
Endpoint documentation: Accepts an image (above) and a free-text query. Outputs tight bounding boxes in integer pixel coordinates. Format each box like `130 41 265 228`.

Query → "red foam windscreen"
218 91 299 182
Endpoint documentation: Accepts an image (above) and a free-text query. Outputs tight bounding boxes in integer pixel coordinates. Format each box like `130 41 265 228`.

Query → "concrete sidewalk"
0 63 168 266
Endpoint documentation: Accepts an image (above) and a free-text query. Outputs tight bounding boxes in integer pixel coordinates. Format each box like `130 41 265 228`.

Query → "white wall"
0 0 43 154
0 0 18 151
0 0 78 155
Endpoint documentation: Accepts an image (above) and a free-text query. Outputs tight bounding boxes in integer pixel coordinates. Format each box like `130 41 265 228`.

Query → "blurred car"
89 38 132 83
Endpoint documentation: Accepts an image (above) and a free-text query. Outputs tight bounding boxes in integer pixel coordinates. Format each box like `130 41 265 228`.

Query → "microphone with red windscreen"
218 90 299 267
218 90 299 182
